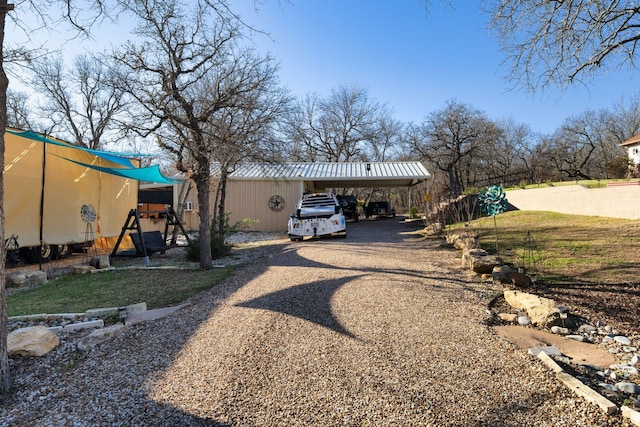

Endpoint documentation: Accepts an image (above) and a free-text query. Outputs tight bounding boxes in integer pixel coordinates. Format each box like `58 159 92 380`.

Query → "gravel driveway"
2 217 631 426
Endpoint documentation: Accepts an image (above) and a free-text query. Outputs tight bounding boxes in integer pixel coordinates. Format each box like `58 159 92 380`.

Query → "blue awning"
6 128 177 183
60 156 179 184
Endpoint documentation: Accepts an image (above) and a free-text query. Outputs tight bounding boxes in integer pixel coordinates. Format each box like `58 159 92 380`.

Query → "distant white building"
621 134 640 167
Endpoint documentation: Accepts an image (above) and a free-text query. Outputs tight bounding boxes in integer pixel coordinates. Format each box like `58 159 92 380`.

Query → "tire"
24 243 51 263
53 244 70 260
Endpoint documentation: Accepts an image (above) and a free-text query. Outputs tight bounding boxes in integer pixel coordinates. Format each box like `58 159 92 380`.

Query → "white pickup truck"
287 193 347 241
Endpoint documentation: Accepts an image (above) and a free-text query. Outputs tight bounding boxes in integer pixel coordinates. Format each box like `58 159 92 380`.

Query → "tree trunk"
0 1 12 395
195 169 213 270
216 170 228 239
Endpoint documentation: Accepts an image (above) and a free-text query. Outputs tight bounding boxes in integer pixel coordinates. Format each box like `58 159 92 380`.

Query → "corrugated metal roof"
206 162 431 188
227 162 431 181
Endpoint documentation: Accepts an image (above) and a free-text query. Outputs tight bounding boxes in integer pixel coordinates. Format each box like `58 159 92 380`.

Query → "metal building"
140 161 431 232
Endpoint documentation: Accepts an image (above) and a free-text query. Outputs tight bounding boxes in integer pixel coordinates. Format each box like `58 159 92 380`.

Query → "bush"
186 235 232 261
186 215 257 261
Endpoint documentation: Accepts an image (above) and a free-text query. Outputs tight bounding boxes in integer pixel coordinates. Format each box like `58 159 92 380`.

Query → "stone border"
534 347 640 425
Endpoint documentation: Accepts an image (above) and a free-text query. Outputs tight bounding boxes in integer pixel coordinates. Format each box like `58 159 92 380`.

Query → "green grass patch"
449 210 640 284
7 267 235 316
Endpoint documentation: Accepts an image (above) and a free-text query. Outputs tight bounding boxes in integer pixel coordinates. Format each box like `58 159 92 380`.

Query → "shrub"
186 235 232 261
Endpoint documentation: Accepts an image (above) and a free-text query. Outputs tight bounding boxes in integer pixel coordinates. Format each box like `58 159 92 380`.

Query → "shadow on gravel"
236 274 363 338
2 217 481 426
233 237 483 341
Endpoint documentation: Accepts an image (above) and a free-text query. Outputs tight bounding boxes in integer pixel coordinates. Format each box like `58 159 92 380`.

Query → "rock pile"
494 289 640 416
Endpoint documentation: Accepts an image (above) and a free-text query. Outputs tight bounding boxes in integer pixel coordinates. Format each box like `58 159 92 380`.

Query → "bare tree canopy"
112 0 284 268
6 89 36 129
487 0 640 90
283 85 390 162
29 53 125 149
408 100 500 196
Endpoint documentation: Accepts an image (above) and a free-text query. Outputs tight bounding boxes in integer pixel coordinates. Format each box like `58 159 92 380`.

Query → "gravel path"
2 218 633 426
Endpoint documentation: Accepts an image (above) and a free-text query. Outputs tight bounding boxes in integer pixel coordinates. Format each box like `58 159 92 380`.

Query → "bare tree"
408 100 499 196
487 1 640 90
0 0 256 398
29 53 125 149
282 94 321 162
0 0 12 397
204 54 289 241
549 109 626 180
6 89 37 129
284 85 382 162
609 93 640 145
368 112 402 162
113 0 281 268
484 118 535 187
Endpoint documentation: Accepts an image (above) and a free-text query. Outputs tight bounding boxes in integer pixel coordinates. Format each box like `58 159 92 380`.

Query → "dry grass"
455 210 640 284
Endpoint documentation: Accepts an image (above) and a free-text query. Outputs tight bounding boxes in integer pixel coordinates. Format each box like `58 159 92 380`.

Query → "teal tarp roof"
7 128 178 184
61 156 175 183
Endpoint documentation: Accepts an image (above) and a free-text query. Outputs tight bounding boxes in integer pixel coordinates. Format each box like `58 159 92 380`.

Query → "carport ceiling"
227 161 431 188
311 177 423 188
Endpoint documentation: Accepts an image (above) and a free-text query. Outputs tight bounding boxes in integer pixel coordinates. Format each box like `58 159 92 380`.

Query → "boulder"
462 249 503 274
73 265 95 274
89 254 111 269
446 231 480 251
423 222 443 235
511 271 532 288
77 324 126 352
26 271 48 286
503 290 559 327
8 326 60 357
6 273 27 288
492 265 514 285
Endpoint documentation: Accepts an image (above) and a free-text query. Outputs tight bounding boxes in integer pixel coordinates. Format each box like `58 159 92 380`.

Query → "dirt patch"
529 281 640 336
492 325 617 368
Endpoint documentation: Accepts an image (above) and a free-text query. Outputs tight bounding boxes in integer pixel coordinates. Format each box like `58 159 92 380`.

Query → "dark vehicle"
365 201 396 218
337 195 359 221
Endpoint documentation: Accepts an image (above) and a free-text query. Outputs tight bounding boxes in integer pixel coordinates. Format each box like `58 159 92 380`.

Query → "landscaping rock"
615 336 632 346
26 271 47 286
77 324 126 352
446 231 480 251
511 271 532 288
498 312 518 322
462 249 503 274
551 326 570 335
615 382 640 394
6 272 27 287
8 326 60 357
503 290 559 327
492 265 513 285
518 315 531 325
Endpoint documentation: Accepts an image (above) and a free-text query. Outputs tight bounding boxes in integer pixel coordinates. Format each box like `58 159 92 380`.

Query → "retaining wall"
506 185 640 220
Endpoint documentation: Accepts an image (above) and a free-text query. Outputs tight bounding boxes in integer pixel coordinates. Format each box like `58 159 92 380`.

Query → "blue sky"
233 1 639 135
8 1 638 136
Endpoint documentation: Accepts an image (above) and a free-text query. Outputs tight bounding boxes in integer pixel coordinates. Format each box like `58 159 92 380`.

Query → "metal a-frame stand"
163 206 190 246
111 209 151 265
110 207 191 265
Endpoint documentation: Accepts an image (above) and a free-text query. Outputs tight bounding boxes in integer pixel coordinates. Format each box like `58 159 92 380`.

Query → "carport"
220 161 431 231
142 161 432 232
226 161 430 190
